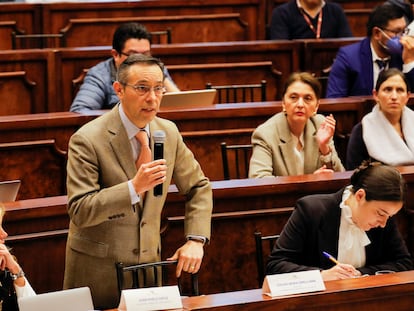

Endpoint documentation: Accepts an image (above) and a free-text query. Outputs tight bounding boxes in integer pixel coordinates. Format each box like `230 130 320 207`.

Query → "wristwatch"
10 269 25 281
187 236 207 245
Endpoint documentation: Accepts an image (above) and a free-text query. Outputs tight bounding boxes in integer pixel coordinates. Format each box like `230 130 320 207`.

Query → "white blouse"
337 186 371 268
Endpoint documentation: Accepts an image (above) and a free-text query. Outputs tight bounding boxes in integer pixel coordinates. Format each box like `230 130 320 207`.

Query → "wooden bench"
0 38 365 112
0 97 374 199
41 0 264 40
58 40 300 110
4 166 414 294
0 2 41 38
0 21 23 50
59 14 250 46
0 49 59 115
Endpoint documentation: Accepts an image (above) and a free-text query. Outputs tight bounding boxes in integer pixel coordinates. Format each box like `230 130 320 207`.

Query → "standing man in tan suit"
64 54 212 310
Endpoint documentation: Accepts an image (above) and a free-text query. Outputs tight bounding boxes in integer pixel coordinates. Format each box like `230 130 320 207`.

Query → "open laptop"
18 287 94 311
160 89 217 109
0 179 21 202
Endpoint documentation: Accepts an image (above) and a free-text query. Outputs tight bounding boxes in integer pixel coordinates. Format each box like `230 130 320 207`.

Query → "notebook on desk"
0 179 21 202
160 89 217 109
18 287 94 311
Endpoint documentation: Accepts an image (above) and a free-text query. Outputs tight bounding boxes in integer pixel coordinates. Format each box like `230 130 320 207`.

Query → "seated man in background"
326 2 414 98
70 22 179 113
269 0 353 40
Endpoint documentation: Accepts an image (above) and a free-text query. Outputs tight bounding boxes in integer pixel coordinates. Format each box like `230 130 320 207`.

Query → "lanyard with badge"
300 8 323 39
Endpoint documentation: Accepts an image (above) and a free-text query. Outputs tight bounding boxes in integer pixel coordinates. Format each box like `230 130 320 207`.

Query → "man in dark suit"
326 2 414 98
64 54 212 309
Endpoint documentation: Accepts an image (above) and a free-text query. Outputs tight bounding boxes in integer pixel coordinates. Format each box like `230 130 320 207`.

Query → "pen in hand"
322 251 339 265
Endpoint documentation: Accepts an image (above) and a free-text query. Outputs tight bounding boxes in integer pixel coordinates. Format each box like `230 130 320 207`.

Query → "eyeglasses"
380 27 409 37
120 51 151 57
122 83 166 96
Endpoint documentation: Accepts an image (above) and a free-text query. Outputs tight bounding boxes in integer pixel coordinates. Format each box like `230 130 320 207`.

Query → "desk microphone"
153 130 166 196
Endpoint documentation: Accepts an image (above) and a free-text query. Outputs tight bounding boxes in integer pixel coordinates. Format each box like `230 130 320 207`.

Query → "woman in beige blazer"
249 72 344 178
64 55 212 310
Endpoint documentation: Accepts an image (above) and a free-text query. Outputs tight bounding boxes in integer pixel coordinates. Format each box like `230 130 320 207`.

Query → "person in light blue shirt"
70 22 178 113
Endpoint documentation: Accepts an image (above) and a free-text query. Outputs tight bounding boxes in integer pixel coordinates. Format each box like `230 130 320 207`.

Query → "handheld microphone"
153 130 166 196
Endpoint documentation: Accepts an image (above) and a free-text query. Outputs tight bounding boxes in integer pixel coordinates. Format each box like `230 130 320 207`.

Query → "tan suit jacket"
249 112 344 177
63 106 212 309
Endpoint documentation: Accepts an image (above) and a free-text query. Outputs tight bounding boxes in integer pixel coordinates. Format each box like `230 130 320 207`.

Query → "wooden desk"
4 167 414 294
105 271 414 310
180 271 414 310
0 97 371 199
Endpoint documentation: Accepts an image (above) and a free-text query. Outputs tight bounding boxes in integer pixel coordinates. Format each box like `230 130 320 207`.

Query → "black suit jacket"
266 189 413 276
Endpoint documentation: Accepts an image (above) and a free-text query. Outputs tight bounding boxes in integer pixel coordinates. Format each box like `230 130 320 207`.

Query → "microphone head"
153 130 166 143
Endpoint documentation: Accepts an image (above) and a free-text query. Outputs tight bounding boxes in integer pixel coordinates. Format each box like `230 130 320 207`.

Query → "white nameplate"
262 270 326 297
118 285 183 311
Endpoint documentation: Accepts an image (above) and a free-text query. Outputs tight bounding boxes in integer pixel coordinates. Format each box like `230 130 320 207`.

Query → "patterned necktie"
135 130 151 202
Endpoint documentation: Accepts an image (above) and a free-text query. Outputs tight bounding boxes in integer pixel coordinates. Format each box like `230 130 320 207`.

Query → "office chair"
116 260 199 298
254 231 280 288
206 80 267 103
11 32 66 49
150 28 172 44
220 142 252 180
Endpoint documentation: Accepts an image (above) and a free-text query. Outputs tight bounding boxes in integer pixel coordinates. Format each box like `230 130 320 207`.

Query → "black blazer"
266 189 413 276
0 270 18 311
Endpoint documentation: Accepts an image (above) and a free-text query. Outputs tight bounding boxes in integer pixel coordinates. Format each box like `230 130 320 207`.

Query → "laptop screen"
0 180 21 202
18 287 94 311
160 89 217 109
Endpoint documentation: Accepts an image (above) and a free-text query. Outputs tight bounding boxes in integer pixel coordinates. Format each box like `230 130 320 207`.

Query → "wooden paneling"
0 49 59 114
345 9 371 38
167 62 280 102
41 0 264 40
0 97 373 199
0 139 67 199
0 21 22 50
59 14 250 46
0 38 367 113
57 40 300 110
0 2 41 35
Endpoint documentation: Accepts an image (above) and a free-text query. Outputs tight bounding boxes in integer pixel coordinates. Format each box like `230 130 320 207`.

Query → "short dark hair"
112 22 152 54
350 161 405 202
366 3 406 37
282 72 322 99
116 54 165 84
375 68 410 92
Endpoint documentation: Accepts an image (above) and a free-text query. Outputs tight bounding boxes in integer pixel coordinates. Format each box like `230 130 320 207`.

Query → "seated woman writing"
266 161 412 281
347 68 414 170
249 72 344 178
